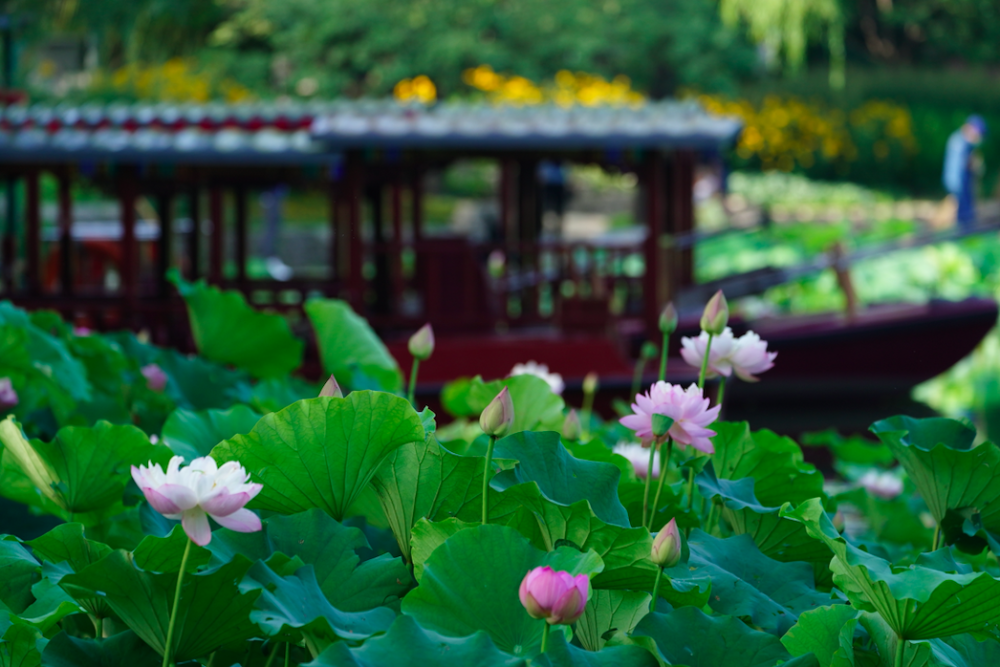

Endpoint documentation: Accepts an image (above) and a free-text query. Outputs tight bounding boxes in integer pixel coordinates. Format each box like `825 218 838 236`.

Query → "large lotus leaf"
304 614 526 667
18 579 81 634
402 524 603 655
251 376 320 414
172 274 303 379
132 525 213 574
871 416 1000 535
371 437 520 561
0 538 40 614
207 509 410 612
663 530 834 635
26 525 112 573
41 630 160 667
409 518 470 582
153 347 252 411
563 438 641 484
532 631 659 667
212 393 424 520
441 375 564 433
238 561 395 653
858 612 932 667
59 551 260 661
926 631 1000 667
492 431 629 527
161 405 261 462
781 498 1000 639
781 605 860 667
0 418 172 515
574 589 650 652
0 620 46 667
503 495 654 590
304 299 403 393
711 422 826 507
697 466 832 569
635 606 797 667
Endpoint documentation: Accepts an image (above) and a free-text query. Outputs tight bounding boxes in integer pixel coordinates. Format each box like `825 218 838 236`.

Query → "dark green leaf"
161 406 261 462
304 299 402 393
781 605 859 667
441 375 564 433
574 589 650 652
41 630 160 667
0 538 40 614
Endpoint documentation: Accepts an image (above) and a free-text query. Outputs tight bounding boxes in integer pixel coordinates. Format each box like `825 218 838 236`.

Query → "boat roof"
0 99 742 165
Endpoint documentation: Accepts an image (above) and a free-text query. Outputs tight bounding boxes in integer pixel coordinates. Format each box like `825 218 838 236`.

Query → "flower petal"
211 508 262 533
151 483 199 512
200 490 252 517
182 509 212 546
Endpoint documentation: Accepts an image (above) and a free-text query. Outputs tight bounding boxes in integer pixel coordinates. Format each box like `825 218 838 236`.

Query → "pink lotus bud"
518 566 589 625
480 387 515 437
561 410 581 441
0 378 18 410
131 455 262 546
700 290 729 335
859 470 903 500
73 326 91 337
651 518 682 568
619 382 720 455
141 364 168 393
659 302 678 335
408 323 435 361
319 374 344 398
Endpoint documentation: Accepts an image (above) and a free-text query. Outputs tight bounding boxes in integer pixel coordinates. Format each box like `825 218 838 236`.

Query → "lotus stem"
407 358 420 406
894 636 904 667
540 622 550 653
648 440 673 531
716 377 726 410
697 334 714 389
285 642 290 667
263 643 280 667
642 444 657 527
630 356 646 401
659 332 669 382
932 522 941 551
162 538 192 667
649 569 664 613
482 435 497 524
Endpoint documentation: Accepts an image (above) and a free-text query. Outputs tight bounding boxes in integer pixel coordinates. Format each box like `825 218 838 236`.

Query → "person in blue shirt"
942 115 987 229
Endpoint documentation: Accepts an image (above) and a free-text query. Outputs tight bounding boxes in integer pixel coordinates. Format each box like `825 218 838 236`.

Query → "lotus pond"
0 278 997 667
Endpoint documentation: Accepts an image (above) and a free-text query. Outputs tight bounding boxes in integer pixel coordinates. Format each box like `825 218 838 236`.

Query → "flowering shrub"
86 58 252 103
0 283 997 665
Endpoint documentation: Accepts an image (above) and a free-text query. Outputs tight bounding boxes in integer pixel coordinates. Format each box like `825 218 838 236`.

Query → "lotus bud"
408 323 435 361
561 410 581 441
0 378 17 410
480 387 515 437
319 374 344 398
658 302 678 335
518 566 589 625
700 291 729 335
141 364 168 393
582 372 599 395
640 341 659 361
651 518 682 568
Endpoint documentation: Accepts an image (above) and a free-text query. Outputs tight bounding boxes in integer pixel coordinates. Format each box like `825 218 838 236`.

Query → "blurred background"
2 0 1000 440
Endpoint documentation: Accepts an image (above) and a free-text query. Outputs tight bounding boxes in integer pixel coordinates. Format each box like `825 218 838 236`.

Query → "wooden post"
673 150 695 288
346 152 365 310
119 170 138 325
369 183 391 314
2 176 15 293
643 151 665 338
24 170 40 296
156 193 173 297
187 188 201 280
209 187 224 285
410 165 424 241
391 175 404 314
57 168 73 295
234 187 248 291
328 179 340 286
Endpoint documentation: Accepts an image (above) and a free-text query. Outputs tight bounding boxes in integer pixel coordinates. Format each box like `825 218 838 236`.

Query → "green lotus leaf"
304 299 403 393
0 620 46 667
161 405 261 462
492 431 629 527
212 393 424 520
41 630 160 667
59 551 260 661
0 538 39 614
207 509 411 612
574 589 651 652
781 498 1000 639
781 605 860 667
441 375 565 433
172 274 304 379
402 524 603 655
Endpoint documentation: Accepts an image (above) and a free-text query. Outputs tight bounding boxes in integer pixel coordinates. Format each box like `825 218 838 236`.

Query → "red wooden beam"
24 169 40 296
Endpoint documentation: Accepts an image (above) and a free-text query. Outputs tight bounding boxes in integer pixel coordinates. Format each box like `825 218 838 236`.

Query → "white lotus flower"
509 361 565 395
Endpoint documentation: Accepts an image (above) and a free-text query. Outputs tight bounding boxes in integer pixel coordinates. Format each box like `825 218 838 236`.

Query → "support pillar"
208 187 224 285
2 176 15 293
187 188 201 280
156 193 173 297
119 171 138 326
643 151 666 339
391 175 404 314
345 152 365 311
24 170 40 296
57 169 73 296
234 187 248 291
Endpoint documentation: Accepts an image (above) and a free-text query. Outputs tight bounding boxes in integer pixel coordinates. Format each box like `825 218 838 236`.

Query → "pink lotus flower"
651 518 682 568
519 566 589 625
73 327 91 337
141 364 168 392
619 382 720 454
613 442 660 479
0 378 17 410
859 470 903 500
131 455 262 546
680 328 776 382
